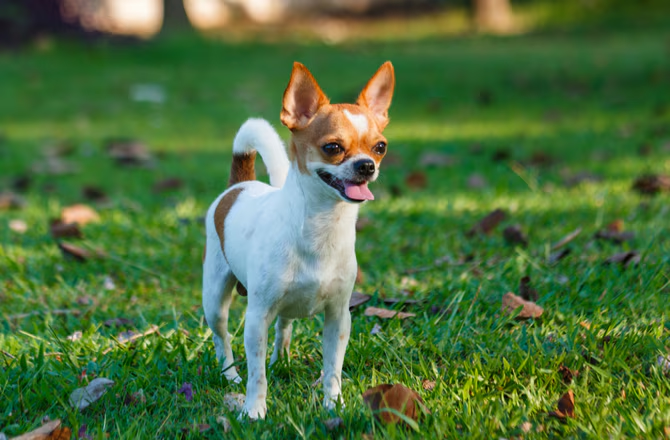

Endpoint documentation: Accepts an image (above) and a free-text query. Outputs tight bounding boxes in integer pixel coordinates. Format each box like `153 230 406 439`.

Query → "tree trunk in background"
474 0 514 33
160 0 192 34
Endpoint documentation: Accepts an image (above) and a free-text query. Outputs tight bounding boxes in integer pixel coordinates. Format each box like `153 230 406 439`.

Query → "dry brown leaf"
594 230 634 244
82 185 108 203
349 292 371 310
632 174 670 195
558 365 578 384
11 419 71 440
503 224 528 247
9 219 28 234
69 377 114 411
405 171 428 189
548 248 571 264
548 390 575 419
50 219 83 239
501 292 543 319
519 276 538 302
0 191 25 210
362 383 427 425
604 251 640 268
552 227 582 250
58 242 92 262
467 208 506 236
61 204 100 226
152 177 184 193
419 152 454 168
422 379 436 391
364 306 415 320
223 393 245 412
106 139 153 166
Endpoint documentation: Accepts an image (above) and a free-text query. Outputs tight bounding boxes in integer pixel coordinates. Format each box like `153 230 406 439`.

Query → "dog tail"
229 118 289 188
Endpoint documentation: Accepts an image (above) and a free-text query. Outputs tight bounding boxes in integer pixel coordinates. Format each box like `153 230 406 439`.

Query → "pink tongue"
344 181 374 201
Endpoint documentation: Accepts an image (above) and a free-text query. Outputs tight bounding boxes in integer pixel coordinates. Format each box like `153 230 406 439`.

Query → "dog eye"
322 143 344 155
372 142 387 155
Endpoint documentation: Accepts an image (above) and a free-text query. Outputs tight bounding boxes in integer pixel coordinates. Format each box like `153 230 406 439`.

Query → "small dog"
202 61 394 419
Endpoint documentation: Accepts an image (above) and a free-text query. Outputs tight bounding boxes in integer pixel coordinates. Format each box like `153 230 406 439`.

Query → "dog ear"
357 61 395 128
281 62 329 131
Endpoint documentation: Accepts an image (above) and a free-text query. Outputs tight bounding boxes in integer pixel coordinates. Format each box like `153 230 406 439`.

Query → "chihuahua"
202 61 394 419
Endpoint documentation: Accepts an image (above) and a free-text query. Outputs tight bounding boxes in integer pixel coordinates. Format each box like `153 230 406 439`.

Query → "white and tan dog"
202 61 394 419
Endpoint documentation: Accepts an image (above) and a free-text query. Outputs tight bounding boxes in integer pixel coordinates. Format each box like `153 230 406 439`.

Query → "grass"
1 17 670 438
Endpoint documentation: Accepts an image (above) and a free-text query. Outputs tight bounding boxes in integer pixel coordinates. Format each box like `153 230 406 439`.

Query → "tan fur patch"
228 152 257 186
213 187 244 258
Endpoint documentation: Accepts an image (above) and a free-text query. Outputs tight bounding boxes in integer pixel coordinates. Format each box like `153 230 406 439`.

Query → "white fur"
203 119 366 420
343 109 368 136
233 118 289 187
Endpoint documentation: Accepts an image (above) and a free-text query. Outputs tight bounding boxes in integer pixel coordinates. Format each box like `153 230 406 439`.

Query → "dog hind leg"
269 316 294 366
202 243 242 384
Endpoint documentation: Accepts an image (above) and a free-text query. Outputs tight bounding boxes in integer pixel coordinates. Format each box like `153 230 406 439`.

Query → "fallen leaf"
552 227 582 250
198 424 211 433
594 229 634 244
548 390 575 419
58 242 92 262
61 204 100 226
466 173 488 189
50 219 83 239
604 251 640 268
362 383 427 425
503 224 528 247
106 139 153 167
349 292 371 310
223 392 245 412
177 382 193 402
467 208 506 236
632 174 670 195
405 171 427 189
69 378 114 411
0 191 25 210
501 292 543 319
419 152 454 167
519 276 538 302
421 379 436 391
216 416 231 433
323 417 343 431
152 177 183 193
82 185 109 203
558 365 578 384
364 306 415 320
9 219 28 234
548 248 571 264
11 419 71 440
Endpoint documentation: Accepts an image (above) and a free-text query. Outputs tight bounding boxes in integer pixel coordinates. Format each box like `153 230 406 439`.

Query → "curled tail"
229 118 289 188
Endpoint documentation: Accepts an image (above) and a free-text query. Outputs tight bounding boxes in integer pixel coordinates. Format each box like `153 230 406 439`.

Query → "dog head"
280 62 395 203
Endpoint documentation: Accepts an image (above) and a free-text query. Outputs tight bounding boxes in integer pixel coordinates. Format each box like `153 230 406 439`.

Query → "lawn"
1 20 670 438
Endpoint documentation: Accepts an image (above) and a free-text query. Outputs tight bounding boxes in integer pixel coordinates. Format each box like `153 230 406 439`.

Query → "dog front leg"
242 307 273 420
322 304 351 410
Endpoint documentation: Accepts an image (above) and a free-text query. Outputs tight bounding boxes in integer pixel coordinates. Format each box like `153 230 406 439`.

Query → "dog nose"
353 159 375 177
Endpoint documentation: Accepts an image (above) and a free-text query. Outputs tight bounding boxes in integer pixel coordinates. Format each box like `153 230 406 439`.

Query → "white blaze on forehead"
343 109 368 136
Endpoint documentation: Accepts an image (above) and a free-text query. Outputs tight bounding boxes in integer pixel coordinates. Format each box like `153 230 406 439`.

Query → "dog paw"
323 396 344 411
239 402 266 421
225 373 242 384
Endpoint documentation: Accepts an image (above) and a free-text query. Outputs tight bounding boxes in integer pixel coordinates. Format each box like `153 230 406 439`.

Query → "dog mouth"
316 170 374 202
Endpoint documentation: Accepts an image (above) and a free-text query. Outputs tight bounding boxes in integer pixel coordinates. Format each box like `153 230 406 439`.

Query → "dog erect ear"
357 61 395 128
280 62 329 131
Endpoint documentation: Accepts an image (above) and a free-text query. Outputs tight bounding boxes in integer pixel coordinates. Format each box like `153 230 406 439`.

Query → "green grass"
1 21 670 439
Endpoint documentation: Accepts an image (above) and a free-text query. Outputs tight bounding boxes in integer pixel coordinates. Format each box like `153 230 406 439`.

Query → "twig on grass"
551 227 582 251
102 325 160 355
